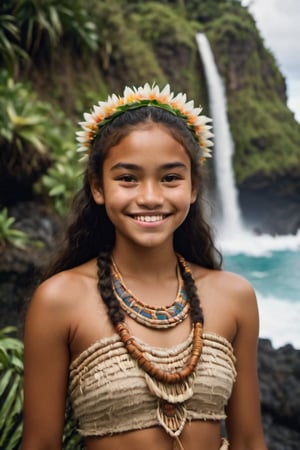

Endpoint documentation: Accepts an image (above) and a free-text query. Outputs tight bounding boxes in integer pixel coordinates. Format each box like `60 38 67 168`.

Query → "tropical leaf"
0 325 83 449
0 4 29 74
41 145 83 216
0 328 24 450
0 71 51 156
13 0 98 61
0 208 30 250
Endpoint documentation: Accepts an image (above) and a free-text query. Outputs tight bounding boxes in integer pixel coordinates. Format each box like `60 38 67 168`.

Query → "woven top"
69 330 236 437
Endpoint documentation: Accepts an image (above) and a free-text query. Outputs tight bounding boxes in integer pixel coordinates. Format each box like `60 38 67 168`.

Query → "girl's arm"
225 280 268 450
22 279 71 450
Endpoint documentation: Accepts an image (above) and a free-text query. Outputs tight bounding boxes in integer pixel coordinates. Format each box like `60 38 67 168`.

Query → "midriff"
84 420 223 450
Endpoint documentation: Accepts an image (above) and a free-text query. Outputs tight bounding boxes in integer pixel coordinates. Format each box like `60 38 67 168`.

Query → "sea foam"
218 229 300 257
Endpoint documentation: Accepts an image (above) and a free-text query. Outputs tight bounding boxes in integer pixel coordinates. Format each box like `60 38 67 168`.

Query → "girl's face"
91 124 197 251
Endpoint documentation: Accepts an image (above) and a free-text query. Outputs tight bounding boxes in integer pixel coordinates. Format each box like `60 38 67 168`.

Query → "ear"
89 175 105 205
190 185 198 204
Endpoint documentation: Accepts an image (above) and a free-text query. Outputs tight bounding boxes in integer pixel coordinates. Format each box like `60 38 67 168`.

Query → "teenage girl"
22 84 268 450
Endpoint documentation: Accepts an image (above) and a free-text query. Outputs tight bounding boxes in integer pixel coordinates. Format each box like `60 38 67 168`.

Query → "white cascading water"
196 36 300 350
196 33 244 238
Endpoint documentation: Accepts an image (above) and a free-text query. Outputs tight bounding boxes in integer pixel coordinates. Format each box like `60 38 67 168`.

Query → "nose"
136 180 164 208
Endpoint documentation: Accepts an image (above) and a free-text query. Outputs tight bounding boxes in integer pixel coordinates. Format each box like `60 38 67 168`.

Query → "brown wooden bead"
161 401 177 417
116 321 203 384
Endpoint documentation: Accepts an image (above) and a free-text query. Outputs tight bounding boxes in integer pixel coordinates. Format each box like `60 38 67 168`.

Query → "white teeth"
134 215 164 222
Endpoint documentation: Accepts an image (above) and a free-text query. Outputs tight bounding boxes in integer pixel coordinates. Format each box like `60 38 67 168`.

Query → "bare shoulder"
30 259 97 310
206 270 258 319
211 269 255 299
189 264 259 343
26 259 98 335
192 263 256 300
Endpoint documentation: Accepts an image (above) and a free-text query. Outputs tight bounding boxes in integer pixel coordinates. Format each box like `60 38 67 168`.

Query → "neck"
111 243 178 277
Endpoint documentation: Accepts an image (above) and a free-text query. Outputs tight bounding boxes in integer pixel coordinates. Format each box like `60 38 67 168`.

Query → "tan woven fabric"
220 438 229 449
69 331 236 437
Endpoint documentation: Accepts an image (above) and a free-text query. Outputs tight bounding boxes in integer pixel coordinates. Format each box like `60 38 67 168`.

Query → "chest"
68 273 237 363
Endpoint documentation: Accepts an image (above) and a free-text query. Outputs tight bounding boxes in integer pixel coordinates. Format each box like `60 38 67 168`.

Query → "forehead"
104 124 191 167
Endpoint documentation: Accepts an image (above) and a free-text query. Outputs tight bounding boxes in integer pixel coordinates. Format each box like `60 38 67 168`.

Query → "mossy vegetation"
0 0 299 201
206 6 300 182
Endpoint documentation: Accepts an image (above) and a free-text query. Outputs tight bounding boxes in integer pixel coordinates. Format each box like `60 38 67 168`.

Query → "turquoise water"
224 250 300 302
218 232 300 349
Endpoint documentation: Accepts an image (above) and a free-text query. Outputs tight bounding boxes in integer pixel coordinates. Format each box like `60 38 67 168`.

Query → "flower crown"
76 83 213 162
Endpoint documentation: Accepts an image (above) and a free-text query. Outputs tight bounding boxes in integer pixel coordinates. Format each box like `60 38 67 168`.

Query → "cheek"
175 183 196 204
103 188 133 214
168 190 195 217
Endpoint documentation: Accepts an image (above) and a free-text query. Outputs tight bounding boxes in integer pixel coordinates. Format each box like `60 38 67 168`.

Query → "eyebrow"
110 162 188 171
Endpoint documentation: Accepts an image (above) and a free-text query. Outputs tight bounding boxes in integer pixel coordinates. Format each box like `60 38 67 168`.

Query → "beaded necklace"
106 253 204 443
116 321 203 384
111 254 203 384
111 258 190 329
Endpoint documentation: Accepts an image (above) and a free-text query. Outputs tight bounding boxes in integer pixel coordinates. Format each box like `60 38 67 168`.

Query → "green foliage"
0 208 44 250
206 7 300 182
229 89 300 182
0 327 23 450
0 69 83 211
63 398 83 449
0 327 83 449
207 7 261 75
13 0 98 60
41 147 83 217
15 0 63 53
0 208 29 250
0 0 99 75
29 104 83 216
59 0 99 54
127 2 202 95
90 0 166 86
162 0 241 22
0 0 298 200
0 70 52 179
129 2 199 46
0 2 29 75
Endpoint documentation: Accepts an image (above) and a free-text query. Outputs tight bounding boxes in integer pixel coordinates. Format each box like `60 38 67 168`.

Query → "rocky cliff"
205 6 300 234
2 1 299 234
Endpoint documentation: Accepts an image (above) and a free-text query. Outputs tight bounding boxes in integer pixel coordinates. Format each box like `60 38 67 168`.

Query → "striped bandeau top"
69 329 237 437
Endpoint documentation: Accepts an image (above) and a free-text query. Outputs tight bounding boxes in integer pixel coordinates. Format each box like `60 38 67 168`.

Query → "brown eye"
117 174 137 183
162 174 182 182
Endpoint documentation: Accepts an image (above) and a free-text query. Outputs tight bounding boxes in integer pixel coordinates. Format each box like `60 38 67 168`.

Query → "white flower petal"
184 100 195 111
193 107 203 115
124 86 135 98
76 82 213 162
93 105 104 115
77 146 88 153
160 84 171 96
83 112 94 122
111 93 119 103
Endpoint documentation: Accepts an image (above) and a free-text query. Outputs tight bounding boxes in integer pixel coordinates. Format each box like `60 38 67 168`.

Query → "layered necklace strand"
115 321 203 384
111 254 203 384
111 257 190 329
108 254 204 445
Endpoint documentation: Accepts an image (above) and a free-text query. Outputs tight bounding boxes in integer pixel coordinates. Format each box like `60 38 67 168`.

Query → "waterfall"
196 33 244 237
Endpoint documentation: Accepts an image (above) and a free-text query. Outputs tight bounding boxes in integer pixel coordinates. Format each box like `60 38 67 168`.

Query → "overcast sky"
242 0 300 122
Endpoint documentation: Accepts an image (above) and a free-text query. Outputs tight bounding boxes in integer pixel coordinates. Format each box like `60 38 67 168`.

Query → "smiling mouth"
133 215 166 223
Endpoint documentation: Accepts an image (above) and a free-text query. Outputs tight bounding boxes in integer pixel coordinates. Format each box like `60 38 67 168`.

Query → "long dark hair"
44 106 222 280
